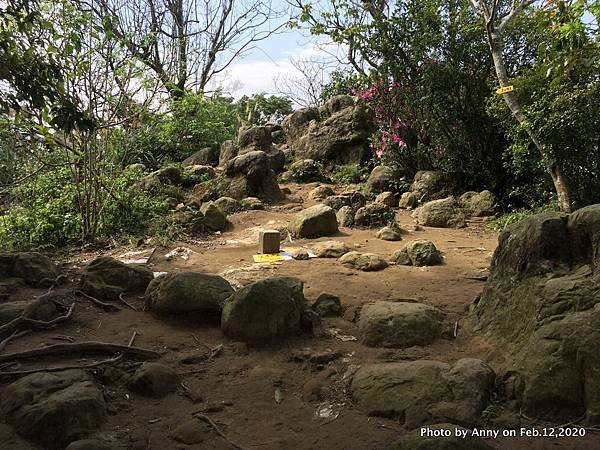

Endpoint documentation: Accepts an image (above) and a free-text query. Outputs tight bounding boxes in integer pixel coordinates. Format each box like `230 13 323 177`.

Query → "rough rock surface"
375 191 397 207
470 205 600 422
288 205 338 238
0 252 60 286
199 201 227 231
221 277 307 341
367 166 397 194
129 363 180 398
414 197 467 228
183 147 218 167
323 191 366 211
213 196 240 215
224 151 283 201
311 240 351 258
309 185 335 200
359 301 444 348
218 140 238 167
312 293 342 317
392 240 442 266
80 256 154 300
376 226 402 241
336 206 354 227
1 370 106 447
410 171 458 202
351 359 495 428
282 96 370 166
399 191 418 209
135 167 182 191
460 190 496 217
145 271 233 315
339 251 388 272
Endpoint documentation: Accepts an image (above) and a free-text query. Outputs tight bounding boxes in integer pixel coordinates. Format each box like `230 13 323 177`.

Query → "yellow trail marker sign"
496 85 514 95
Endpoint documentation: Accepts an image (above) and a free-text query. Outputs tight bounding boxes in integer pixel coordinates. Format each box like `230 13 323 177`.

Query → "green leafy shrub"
330 164 368 185
289 160 324 182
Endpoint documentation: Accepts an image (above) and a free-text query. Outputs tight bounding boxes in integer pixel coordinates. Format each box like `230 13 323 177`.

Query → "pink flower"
392 119 402 129
376 148 384 159
392 134 407 148
391 80 400 89
359 90 373 100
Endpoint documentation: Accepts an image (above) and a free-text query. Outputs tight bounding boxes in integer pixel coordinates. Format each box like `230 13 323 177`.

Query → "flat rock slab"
339 251 388 271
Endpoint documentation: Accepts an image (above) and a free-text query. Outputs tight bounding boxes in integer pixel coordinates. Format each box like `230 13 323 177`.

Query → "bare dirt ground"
1 182 599 449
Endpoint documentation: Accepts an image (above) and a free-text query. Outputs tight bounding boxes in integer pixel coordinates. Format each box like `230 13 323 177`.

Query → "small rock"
129 363 180 398
376 226 402 241
339 251 388 271
240 197 265 210
323 191 366 211
213 196 240 215
292 248 310 260
172 419 211 445
399 191 418 209
460 190 497 217
414 196 467 228
312 293 342 317
80 256 154 300
391 240 442 266
199 202 227 231
310 185 335 200
336 205 355 227
367 166 397 193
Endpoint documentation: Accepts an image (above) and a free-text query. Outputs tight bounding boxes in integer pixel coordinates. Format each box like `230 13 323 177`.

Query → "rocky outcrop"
183 147 218 167
224 151 283 201
288 205 338 238
359 301 444 348
282 96 371 167
470 205 600 422
351 359 495 428
218 140 238 167
414 197 467 228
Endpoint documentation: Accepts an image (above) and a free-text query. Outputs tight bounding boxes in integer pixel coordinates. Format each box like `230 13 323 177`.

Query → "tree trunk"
487 30 573 212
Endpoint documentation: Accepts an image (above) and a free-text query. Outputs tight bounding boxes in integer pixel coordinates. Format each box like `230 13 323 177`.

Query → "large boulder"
391 240 442 266
80 256 154 300
288 205 339 238
460 190 497 217
470 205 600 422
309 185 335 200
410 171 458 202
339 251 388 272
145 271 233 315
199 201 227 231
367 166 396 194
351 359 495 428
359 301 444 348
183 147 218 167
237 126 272 151
414 197 467 228
1 370 106 447
224 151 283 201
0 252 60 286
135 166 182 191
221 277 307 341
282 96 371 167
354 203 395 228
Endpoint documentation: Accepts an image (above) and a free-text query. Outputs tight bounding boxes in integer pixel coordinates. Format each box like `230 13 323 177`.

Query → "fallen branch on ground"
0 354 124 377
0 341 160 363
0 303 76 342
0 330 31 353
195 413 248 450
74 290 121 312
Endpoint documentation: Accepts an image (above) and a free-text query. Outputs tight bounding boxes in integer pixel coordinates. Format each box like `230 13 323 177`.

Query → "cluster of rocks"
470 204 600 424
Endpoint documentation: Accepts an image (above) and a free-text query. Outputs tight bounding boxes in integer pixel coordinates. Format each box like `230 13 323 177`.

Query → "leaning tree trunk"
487 30 573 212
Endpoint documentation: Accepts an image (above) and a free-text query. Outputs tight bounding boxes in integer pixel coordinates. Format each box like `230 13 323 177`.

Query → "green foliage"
289 160 324 182
236 93 293 126
330 164 368 185
487 204 559 232
193 174 231 202
320 69 367 101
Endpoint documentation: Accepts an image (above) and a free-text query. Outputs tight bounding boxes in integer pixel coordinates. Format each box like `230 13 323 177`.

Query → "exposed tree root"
74 290 121 312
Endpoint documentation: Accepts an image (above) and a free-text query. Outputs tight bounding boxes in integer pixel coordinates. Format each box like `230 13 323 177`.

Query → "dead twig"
0 354 124 377
74 290 121 312
195 413 248 450
0 341 160 364
118 293 138 311
207 344 223 362
128 331 138 347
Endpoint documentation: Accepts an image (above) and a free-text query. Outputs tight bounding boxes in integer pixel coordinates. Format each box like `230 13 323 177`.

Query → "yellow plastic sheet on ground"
253 253 286 263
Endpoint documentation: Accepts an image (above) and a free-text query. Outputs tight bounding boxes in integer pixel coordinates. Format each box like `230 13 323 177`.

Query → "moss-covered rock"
354 203 395 228
359 301 444 348
145 271 233 316
288 205 338 238
392 240 442 266
199 201 227 231
0 252 60 286
221 277 306 341
414 197 467 228
339 251 388 271
80 256 154 300
460 190 496 217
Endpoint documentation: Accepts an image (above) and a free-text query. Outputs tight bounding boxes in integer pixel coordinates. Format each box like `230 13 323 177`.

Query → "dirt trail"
1 182 598 449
